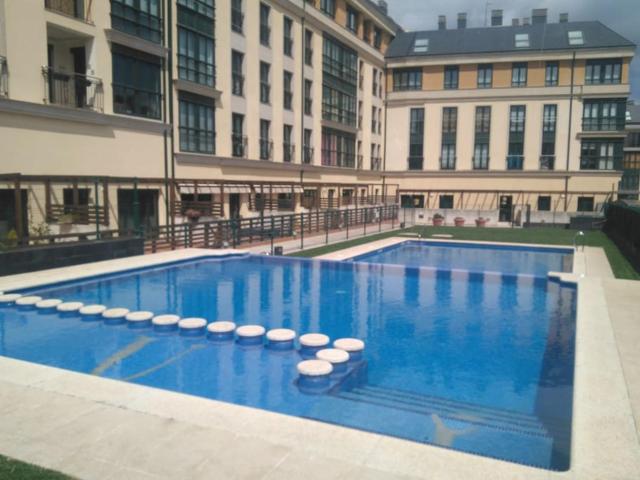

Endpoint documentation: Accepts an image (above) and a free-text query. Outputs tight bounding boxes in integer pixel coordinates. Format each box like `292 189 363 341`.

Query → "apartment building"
0 0 399 239
621 104 640 200
385 9 635 222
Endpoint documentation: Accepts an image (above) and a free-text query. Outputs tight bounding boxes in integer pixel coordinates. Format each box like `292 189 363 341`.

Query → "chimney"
532 8 547 24
512 18 520 26
377 0 388 15
522 17 530 26
559 13 569 23
491 9 503 26
438 15 446 31
457 12 467 29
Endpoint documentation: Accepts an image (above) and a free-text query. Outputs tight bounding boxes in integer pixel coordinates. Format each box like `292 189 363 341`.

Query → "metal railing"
0 56 7 97
540 155 555 170
440 156 456 170
582 118 625 132
231 134 247 158
321 150 356 168
42 67 103 111
303 146 314 164
506 155 524 170
580 156 620 171
259 139 273 161
408 156 423 170
472 156 489 170
371 157 382 171
283 143 295 163
44 0 92 22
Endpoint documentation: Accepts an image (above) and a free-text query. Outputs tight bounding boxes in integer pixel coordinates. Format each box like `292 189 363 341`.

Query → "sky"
384 0 639 100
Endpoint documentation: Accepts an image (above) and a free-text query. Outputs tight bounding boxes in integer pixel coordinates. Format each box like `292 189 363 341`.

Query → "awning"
224 185 252 193
257 185 304 193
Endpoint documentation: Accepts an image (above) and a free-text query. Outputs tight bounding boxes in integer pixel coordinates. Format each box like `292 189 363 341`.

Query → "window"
413 38 429 53
439 195 454 209
305 29 313 66
371 106 377 133
112 47 161 119
284 17 293 57
303 129 313 164
580 139 623 170
231 0 243 33
320 0 335 17
515 33 529 48
283 71 293 110
444 66 459 89
378 71 384 97
372 68 378 96
62 188 89 214
473 106 491 169
321 127 356 168
408 108 424 170
582 99 626 131
585 59 622 85
512 62 527 87
441 107 457 170
577 197 594 212
322 35 358 127
283 124 293 162
568 31 584 46
179 94 215 154
477 64 493 88
373 27 382 50
545 61 559 86
177 3 215 87
260 119 271 160
626 133 640 149
260 62 270 104
358 60 364 89
507 106 526 169
541 105 557 170
346 7 358 33
378 107 382 134
231 50 243 96
260 3 270 47
304 79 312 115
393 68 422 91
357 100 362 128
111 0 162 44
537 196 551 211
232 113 245 157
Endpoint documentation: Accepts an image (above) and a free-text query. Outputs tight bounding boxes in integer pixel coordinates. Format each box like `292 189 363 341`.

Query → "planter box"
432 218 444 226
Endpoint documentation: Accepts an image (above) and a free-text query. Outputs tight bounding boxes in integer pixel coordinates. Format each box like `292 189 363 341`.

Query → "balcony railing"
303 146 314 164
44 0 92 23
260 139 273 161
580 156 621 171
540 155 555 170
582 118 625 132
321 149 356 168
472 156 489 170
283 143 295 163
232 73 244 96
371 157 382 171
408 156 423 170
506 155 524 170
42 67 103 111
231 8 244 33
0 56 7 97
440 157 456 170
231 134 247 158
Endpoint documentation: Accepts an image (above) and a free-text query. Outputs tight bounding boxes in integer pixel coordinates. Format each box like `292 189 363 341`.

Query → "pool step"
333 384 552 439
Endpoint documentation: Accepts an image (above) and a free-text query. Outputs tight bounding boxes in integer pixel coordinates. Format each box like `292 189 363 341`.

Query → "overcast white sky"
384 0 639 99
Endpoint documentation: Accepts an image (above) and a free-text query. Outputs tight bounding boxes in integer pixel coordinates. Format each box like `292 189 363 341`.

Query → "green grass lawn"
0 455 73 480
290 226 640 280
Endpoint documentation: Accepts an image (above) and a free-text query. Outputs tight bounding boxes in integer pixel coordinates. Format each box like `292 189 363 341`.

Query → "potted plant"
475 217 489 227
454 217 465 227
432 213 444 226
184 208 202 223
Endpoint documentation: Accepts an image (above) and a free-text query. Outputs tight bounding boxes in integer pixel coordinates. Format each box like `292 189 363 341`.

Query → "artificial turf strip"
0 455 74 480
289 226 640 281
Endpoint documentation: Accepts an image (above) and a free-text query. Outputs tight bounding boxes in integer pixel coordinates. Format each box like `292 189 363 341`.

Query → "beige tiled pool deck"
0 242 639 479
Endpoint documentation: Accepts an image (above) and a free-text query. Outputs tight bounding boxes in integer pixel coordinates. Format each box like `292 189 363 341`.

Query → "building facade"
622 104 640 200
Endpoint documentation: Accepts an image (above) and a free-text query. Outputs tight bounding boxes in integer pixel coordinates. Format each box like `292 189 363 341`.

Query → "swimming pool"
0 253 576 470
350 240 574 277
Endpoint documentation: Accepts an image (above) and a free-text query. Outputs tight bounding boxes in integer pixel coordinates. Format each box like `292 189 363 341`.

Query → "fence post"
345 209 349 239
94 180 101 240
300 212 304 250
392 205 396 229
325 210 329 244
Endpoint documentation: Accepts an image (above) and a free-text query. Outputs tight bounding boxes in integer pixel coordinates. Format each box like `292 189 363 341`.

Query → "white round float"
206 321 236 341
15 296 43 308
152 314 180 332
178 317 207 335
333 338 365 362
0 293 22 305
102 307 130 325
299 333 330 357
56 302 84 314
316 348 350 374
35 298 63 310
125 311 154 328
296 359 333 393
236 325 266 346
79 304 107 319
266 328 296 350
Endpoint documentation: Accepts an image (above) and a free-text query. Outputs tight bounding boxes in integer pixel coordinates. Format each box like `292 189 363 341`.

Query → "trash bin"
274 246 284 256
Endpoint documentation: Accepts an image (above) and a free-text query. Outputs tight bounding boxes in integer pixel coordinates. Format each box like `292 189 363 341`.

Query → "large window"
231 0 243 33
540 105 557 170
580 139 623 170
283 71 293 110
511 62 527 87
322 36 357 127
582 99 626 131
473 106 491 169
321 127 355 168
393 68 422 91
440 107 457 169
585 59 622 85
284 17 293 57
179 93 215 154
507 106 526 169
112 47 161 119
444 66 459 90
373 27 382 50
260 3 270 47
537 196 551 211
111 0 162 44
260 62 270 104
545 61 559 86
231 50 243 96
477 64 493 88
305 29 313 66
346 7 358 33
177 3 215 87
320 0 335 18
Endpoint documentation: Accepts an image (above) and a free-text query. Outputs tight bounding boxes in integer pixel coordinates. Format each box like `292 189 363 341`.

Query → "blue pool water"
351 240 574 277
0 253 576 470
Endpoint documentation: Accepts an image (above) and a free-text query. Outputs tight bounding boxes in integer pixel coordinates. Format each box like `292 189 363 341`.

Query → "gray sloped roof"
360 0 403 33
386 21 635 59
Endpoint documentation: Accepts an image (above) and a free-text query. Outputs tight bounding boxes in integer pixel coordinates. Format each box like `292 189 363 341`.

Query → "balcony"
283 143 295 163
472 156 489 170
303 146 314 164
231 134 247 158
440 157 456 170
580 156 621 171
582 118 625 132
506 155 524 170
260 139 273 161
42 67 103 111
408 156 423 170
371 157 382 171
44 0 92 23
540 155 555 170
0 56 7 97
